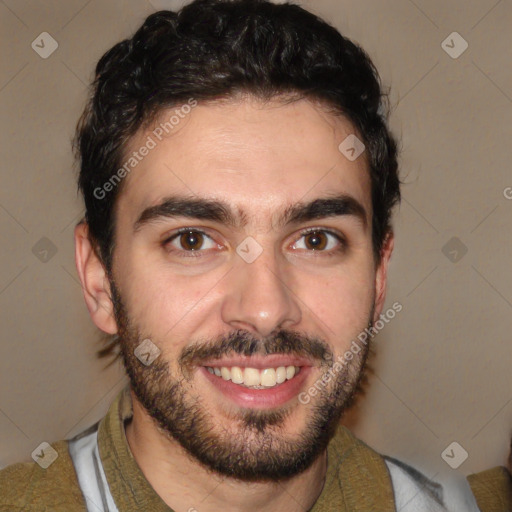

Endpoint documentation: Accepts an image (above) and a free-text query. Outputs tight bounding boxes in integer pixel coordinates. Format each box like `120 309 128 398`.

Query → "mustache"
179 329 333 370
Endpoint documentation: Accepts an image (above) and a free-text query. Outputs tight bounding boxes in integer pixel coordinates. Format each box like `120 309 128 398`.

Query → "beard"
110 279 372 483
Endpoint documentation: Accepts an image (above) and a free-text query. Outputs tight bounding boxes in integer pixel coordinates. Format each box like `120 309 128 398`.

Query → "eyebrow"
133 193 368 232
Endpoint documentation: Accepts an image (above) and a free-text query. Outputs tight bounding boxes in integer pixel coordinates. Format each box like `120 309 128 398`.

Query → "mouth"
205 365 301 389
199 355 314 409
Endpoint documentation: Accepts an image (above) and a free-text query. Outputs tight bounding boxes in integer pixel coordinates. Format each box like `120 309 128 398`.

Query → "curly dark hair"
75 0 400 273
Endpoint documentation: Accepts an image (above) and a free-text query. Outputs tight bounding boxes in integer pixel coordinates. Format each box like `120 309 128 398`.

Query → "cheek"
304 265 375 342
116 253 222 339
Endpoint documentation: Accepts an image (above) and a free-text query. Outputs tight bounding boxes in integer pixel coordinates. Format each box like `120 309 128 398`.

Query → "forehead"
116 97 371 228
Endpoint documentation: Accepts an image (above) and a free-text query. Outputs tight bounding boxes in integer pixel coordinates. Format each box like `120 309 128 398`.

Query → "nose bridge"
220 241 302 336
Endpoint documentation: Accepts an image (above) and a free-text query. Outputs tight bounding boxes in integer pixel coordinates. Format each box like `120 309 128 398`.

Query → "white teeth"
244 367 261 386
231 366 244 384
206 364 300 388
261 368 277 387
276 366 286 384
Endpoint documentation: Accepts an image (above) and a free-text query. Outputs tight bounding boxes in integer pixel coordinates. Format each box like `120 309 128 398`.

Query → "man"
0 1 507 510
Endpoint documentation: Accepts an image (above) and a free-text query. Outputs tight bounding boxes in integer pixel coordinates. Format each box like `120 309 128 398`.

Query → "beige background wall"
1 0 511 483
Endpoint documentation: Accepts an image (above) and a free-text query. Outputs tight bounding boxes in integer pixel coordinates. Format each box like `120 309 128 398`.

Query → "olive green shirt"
1 386 506 511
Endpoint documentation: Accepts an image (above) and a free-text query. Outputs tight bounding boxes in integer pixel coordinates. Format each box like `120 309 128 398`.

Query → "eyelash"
162 227 346 258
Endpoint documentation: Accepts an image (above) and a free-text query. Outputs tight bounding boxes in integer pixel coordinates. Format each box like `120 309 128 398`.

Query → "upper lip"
201 354 316 369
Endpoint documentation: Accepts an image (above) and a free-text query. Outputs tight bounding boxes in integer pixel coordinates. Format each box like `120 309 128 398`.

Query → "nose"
220 243 302 337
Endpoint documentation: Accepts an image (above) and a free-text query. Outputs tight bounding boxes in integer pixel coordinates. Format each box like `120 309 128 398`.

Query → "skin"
75 96 394 512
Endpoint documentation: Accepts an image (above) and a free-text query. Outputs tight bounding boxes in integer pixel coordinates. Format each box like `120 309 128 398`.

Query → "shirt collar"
97 385 394 512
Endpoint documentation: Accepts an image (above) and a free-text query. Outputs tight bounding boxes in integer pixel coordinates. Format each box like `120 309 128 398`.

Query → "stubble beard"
110 280 372 482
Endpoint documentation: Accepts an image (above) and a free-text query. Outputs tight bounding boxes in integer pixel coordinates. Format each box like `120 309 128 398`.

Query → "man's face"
107 97 389 481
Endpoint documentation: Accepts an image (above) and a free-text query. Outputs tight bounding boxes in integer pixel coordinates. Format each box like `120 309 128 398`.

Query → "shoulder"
467 466 512 512
0 439 86 512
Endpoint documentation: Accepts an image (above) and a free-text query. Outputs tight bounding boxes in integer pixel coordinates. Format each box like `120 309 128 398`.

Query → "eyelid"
162 227 215 243
298 226 345 239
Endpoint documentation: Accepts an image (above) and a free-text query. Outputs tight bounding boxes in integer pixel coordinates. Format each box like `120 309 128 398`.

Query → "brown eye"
163 229 219 258
179 230 204 250
303 231 328 250
292 229 344 254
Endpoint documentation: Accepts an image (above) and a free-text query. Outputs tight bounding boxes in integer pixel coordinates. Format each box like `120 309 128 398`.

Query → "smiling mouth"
205 365 302 389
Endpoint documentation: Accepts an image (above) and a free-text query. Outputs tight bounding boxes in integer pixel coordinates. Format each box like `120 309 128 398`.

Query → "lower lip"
200 366 312 409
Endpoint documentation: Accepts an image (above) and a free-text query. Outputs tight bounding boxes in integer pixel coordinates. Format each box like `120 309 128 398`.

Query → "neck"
125 391 328 512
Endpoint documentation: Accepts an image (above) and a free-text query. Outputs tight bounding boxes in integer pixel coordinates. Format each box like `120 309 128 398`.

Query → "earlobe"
373 232 395 322
74 222 118 335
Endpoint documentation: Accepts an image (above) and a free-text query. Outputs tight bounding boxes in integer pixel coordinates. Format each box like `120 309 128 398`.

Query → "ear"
74 222 118 334
373 232 394 322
